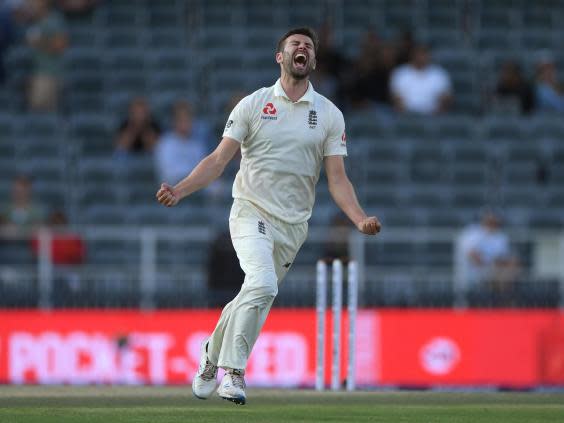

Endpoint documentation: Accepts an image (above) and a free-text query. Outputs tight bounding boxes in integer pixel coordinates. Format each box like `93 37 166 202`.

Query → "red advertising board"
0 310 377 387
0 309 563 387
376 310 564 386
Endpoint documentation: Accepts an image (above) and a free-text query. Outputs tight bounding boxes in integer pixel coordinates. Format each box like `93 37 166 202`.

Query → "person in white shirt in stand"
390 44 452 115
457 209 520 293
154 100 207 185
156 27 380 405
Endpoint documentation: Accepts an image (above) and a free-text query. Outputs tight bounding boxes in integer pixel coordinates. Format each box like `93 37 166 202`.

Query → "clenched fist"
356 216 381 235
156 183 179 207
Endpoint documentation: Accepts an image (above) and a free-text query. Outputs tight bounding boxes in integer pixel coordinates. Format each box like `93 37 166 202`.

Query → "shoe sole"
219 395 246 405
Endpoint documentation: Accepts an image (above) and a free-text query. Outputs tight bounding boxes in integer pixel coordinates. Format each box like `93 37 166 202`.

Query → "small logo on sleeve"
225 119 233 130
283 262 292 269
258 220 266 235
261 102 277 120
308 110 317 128
341 131 347 146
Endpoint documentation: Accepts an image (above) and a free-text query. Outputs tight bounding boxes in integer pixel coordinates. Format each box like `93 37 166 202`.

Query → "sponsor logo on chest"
261 102 277 120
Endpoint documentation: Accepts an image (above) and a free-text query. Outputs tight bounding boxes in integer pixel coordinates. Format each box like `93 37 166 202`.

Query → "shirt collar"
273 78 315 104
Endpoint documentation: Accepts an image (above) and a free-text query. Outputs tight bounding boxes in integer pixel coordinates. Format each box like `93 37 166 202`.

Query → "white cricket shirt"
223 79 347 224
390 64 451 114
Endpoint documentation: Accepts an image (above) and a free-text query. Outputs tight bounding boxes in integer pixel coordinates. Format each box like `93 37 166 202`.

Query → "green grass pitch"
0 386 563 423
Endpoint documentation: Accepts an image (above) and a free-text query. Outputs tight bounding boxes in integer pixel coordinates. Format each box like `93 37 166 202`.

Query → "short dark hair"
173 99 192 117
276 27 319 55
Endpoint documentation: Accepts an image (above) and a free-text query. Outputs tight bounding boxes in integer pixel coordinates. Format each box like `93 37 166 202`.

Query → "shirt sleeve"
437 67 452 94
323 106 347 157
389 68 403 96
222 96 250 143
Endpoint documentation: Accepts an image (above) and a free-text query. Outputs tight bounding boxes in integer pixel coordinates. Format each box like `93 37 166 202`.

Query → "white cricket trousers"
207 199 308 370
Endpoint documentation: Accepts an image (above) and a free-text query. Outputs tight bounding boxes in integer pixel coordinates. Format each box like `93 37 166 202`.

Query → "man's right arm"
156 137 240 207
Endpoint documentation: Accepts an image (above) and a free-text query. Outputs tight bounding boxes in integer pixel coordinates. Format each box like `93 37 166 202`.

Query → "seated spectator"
390 44 452 115
534 55 564 113
322 212 351 263
310 22 348 107
30 210 85 265
25 0 68 112
56 0 99 18
0 1 16 85
394 29 415 67
114 96 162 156
348 31 396 110
207 230 244 307
30 210 85 303
495 61 535 115
456 209 520 292
155 100 207 185
0 175 45 232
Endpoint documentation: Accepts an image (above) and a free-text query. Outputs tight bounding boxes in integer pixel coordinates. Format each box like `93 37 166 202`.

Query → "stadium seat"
483 116 524 141
148 29 187 48
16 137 64 161
83 204 127 225
34 181 67 210
69 115 113 157
153 270 208 308
66 73 105 96
409 142 448 185
22 159 66 182
2 0 564 310
126 205 171 225
477 30 516 50
367 240 417 267
78 184 122 211
103 29 145 49
0 273 38 307
0 159 18 182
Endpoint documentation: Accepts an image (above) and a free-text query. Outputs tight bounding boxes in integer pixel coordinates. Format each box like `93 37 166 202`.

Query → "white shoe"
217 369 246 405
192 340 218 400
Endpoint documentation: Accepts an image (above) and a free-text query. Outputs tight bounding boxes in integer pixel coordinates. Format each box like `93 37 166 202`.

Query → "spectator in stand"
56 0 98 18
0 1 17 85
457 209 520 294
25 0 68 112
155 100 207 185
30 210 86 303
534 55 564 113
494 61 535 115
207 230 245 307
114 96 162 156
390 44 452 115
0 175 45 231
30 210 85 265
394 29 415 66
348 30 396 111
309 22 347 107
322 212 350 263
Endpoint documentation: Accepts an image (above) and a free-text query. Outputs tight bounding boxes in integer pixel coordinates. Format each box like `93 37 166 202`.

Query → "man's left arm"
324 155 381 235
437 67 453 113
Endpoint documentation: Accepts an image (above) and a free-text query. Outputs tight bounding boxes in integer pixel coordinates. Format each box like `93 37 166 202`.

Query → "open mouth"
293 52 308 69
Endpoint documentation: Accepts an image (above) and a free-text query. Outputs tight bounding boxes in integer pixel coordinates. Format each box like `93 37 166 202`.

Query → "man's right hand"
156 183 179 207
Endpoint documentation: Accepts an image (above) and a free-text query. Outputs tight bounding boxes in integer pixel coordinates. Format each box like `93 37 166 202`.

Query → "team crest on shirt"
308 110 317 128
261 102 277 120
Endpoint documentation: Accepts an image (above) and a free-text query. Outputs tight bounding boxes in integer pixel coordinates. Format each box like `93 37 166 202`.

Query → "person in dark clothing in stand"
207 230 245 307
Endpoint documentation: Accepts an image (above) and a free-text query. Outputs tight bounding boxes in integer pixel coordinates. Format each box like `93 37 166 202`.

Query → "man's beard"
283 51 314 80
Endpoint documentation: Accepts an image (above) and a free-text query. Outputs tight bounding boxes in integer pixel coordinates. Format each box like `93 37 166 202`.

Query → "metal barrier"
1 226 563 309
